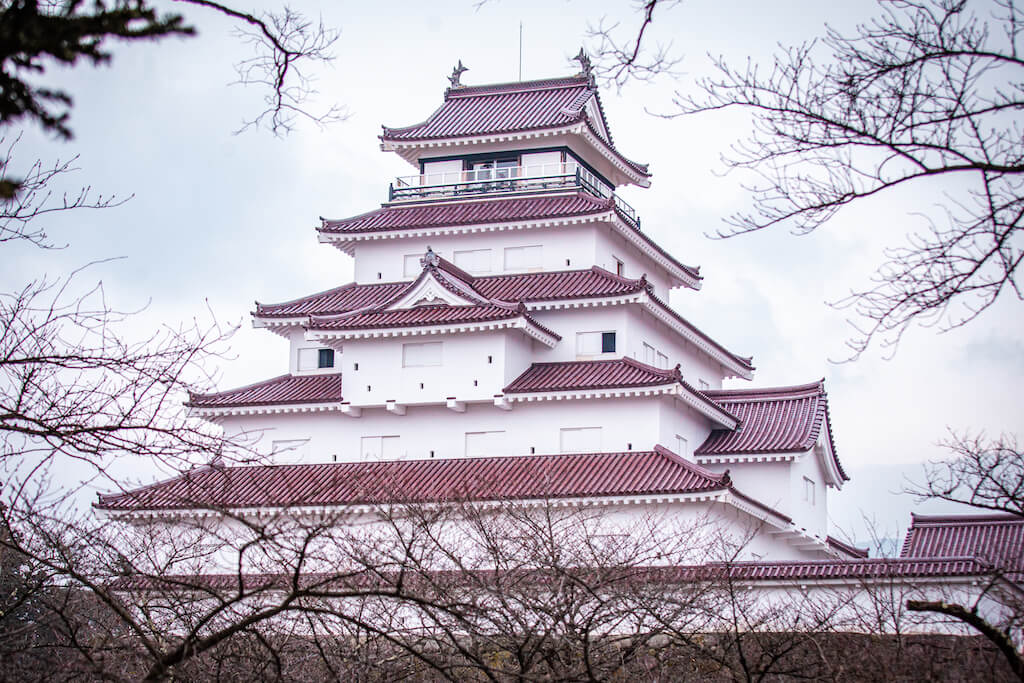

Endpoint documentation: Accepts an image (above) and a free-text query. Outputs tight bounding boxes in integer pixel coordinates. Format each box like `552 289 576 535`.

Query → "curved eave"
189 401 346 419
500 382 738 430
639 292 755 380
317 205 612 255
380 121 651 188
306 315 561 348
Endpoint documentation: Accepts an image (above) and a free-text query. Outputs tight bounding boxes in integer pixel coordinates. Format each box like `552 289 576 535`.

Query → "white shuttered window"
503 245 542 271
560 427 602 454
465 431 506 457
403 342 442 367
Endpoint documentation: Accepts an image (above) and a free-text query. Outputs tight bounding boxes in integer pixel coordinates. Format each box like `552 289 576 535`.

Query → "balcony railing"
389 162 640 228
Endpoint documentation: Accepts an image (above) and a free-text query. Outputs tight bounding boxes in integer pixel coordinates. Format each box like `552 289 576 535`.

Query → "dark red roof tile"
255 268 646 321
697 381 841 461
827 535 870 559
504 358 679 393
95 448 729 511
255 282 406 319
187 373 343 409
382 77 593 141
319 193 613 234
675 557 1006 581
900 514 1024 572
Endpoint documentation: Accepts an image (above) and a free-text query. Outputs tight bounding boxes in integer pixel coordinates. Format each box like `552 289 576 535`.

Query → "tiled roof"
95 447 729 512
827 535 870 559
900 514 1024 573
505 358 680 393
675 557 1008 581
255 268 648 321
309 304 525 331
382 77 596 141
319 193 614 234
255 282 406 319
696 381 842 464
379 75 649 177
187 373 343 409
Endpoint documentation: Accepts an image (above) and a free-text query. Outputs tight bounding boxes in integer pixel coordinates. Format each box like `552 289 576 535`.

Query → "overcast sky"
11 0 1022 548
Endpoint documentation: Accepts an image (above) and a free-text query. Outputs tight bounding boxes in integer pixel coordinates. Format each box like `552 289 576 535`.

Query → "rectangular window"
453 248 492 274
503 245 542 271
576 332 616 357
614 257 625 277
643 342 656 365
602 332 616 353
271 439 311 463
657 352 669 369
403 254 422 278
318 348 335 369
361 435 402 460
675 434 689 457
803 476 816 505
465 430 506 457
402 342 442 367
560 427 602 453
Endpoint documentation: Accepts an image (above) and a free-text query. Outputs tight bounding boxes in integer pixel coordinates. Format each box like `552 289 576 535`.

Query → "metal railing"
388 162 640 228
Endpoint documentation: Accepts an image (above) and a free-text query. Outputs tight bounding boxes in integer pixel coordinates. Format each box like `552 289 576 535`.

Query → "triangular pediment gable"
386 269 484 310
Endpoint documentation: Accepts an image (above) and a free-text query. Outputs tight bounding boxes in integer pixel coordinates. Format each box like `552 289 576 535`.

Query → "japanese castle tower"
100 65 861 562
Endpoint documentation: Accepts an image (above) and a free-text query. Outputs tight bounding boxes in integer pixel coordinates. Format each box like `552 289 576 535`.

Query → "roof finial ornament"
448 60 469 89
573 47 594 85
420 246 440 269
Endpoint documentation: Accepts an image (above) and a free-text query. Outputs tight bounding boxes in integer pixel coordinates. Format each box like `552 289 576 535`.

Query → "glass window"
403 342 442 367
577 332 616 357
560 427 602 453
318 348 335 369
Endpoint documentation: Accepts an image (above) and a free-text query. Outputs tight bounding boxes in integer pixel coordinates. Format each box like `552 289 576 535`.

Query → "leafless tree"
912 432 1024 518
594 0 1024 359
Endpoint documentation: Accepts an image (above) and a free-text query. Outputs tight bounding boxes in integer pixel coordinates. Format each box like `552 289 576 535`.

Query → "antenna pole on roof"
518 22 523 81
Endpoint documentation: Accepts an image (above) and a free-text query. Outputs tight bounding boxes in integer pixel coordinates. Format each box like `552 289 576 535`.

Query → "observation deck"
388 162 641 228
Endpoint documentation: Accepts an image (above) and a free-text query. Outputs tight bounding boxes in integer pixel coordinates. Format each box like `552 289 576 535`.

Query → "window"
699 379 710 391
675 434 689 457
402 342 442 367
271 439 310 463
576 331 616 357
803 477 816 505
318 348 335 369
403 254 422 278
657 352 669 369
503 245 542 271
643 342 656 365
560 427 602 453
465 430 506 457
469 157 518 181
297 347 322 371
454 248 492 274
614 257 625 277
361 436 402 460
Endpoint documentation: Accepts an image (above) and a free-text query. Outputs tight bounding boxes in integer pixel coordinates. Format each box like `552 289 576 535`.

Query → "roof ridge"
652 444 730 485
704 379 825 401
445 75 591 98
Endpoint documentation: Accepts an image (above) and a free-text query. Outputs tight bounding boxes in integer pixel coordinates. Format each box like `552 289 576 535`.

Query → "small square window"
318 348 335 368
601 332 616 353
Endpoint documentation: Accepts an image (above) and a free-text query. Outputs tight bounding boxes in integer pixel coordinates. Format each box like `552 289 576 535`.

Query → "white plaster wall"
341 331 510 407
592 223 671 295
702 460 793 519
352 223 601 284
219 397 682 463
656 398 714 461
502 332 536 386
286 328 342 375
787 448 830 539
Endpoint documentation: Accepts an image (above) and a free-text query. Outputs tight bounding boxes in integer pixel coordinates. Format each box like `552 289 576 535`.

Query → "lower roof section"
96 447 731 512
901 513 1023 576
186 373 343 410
